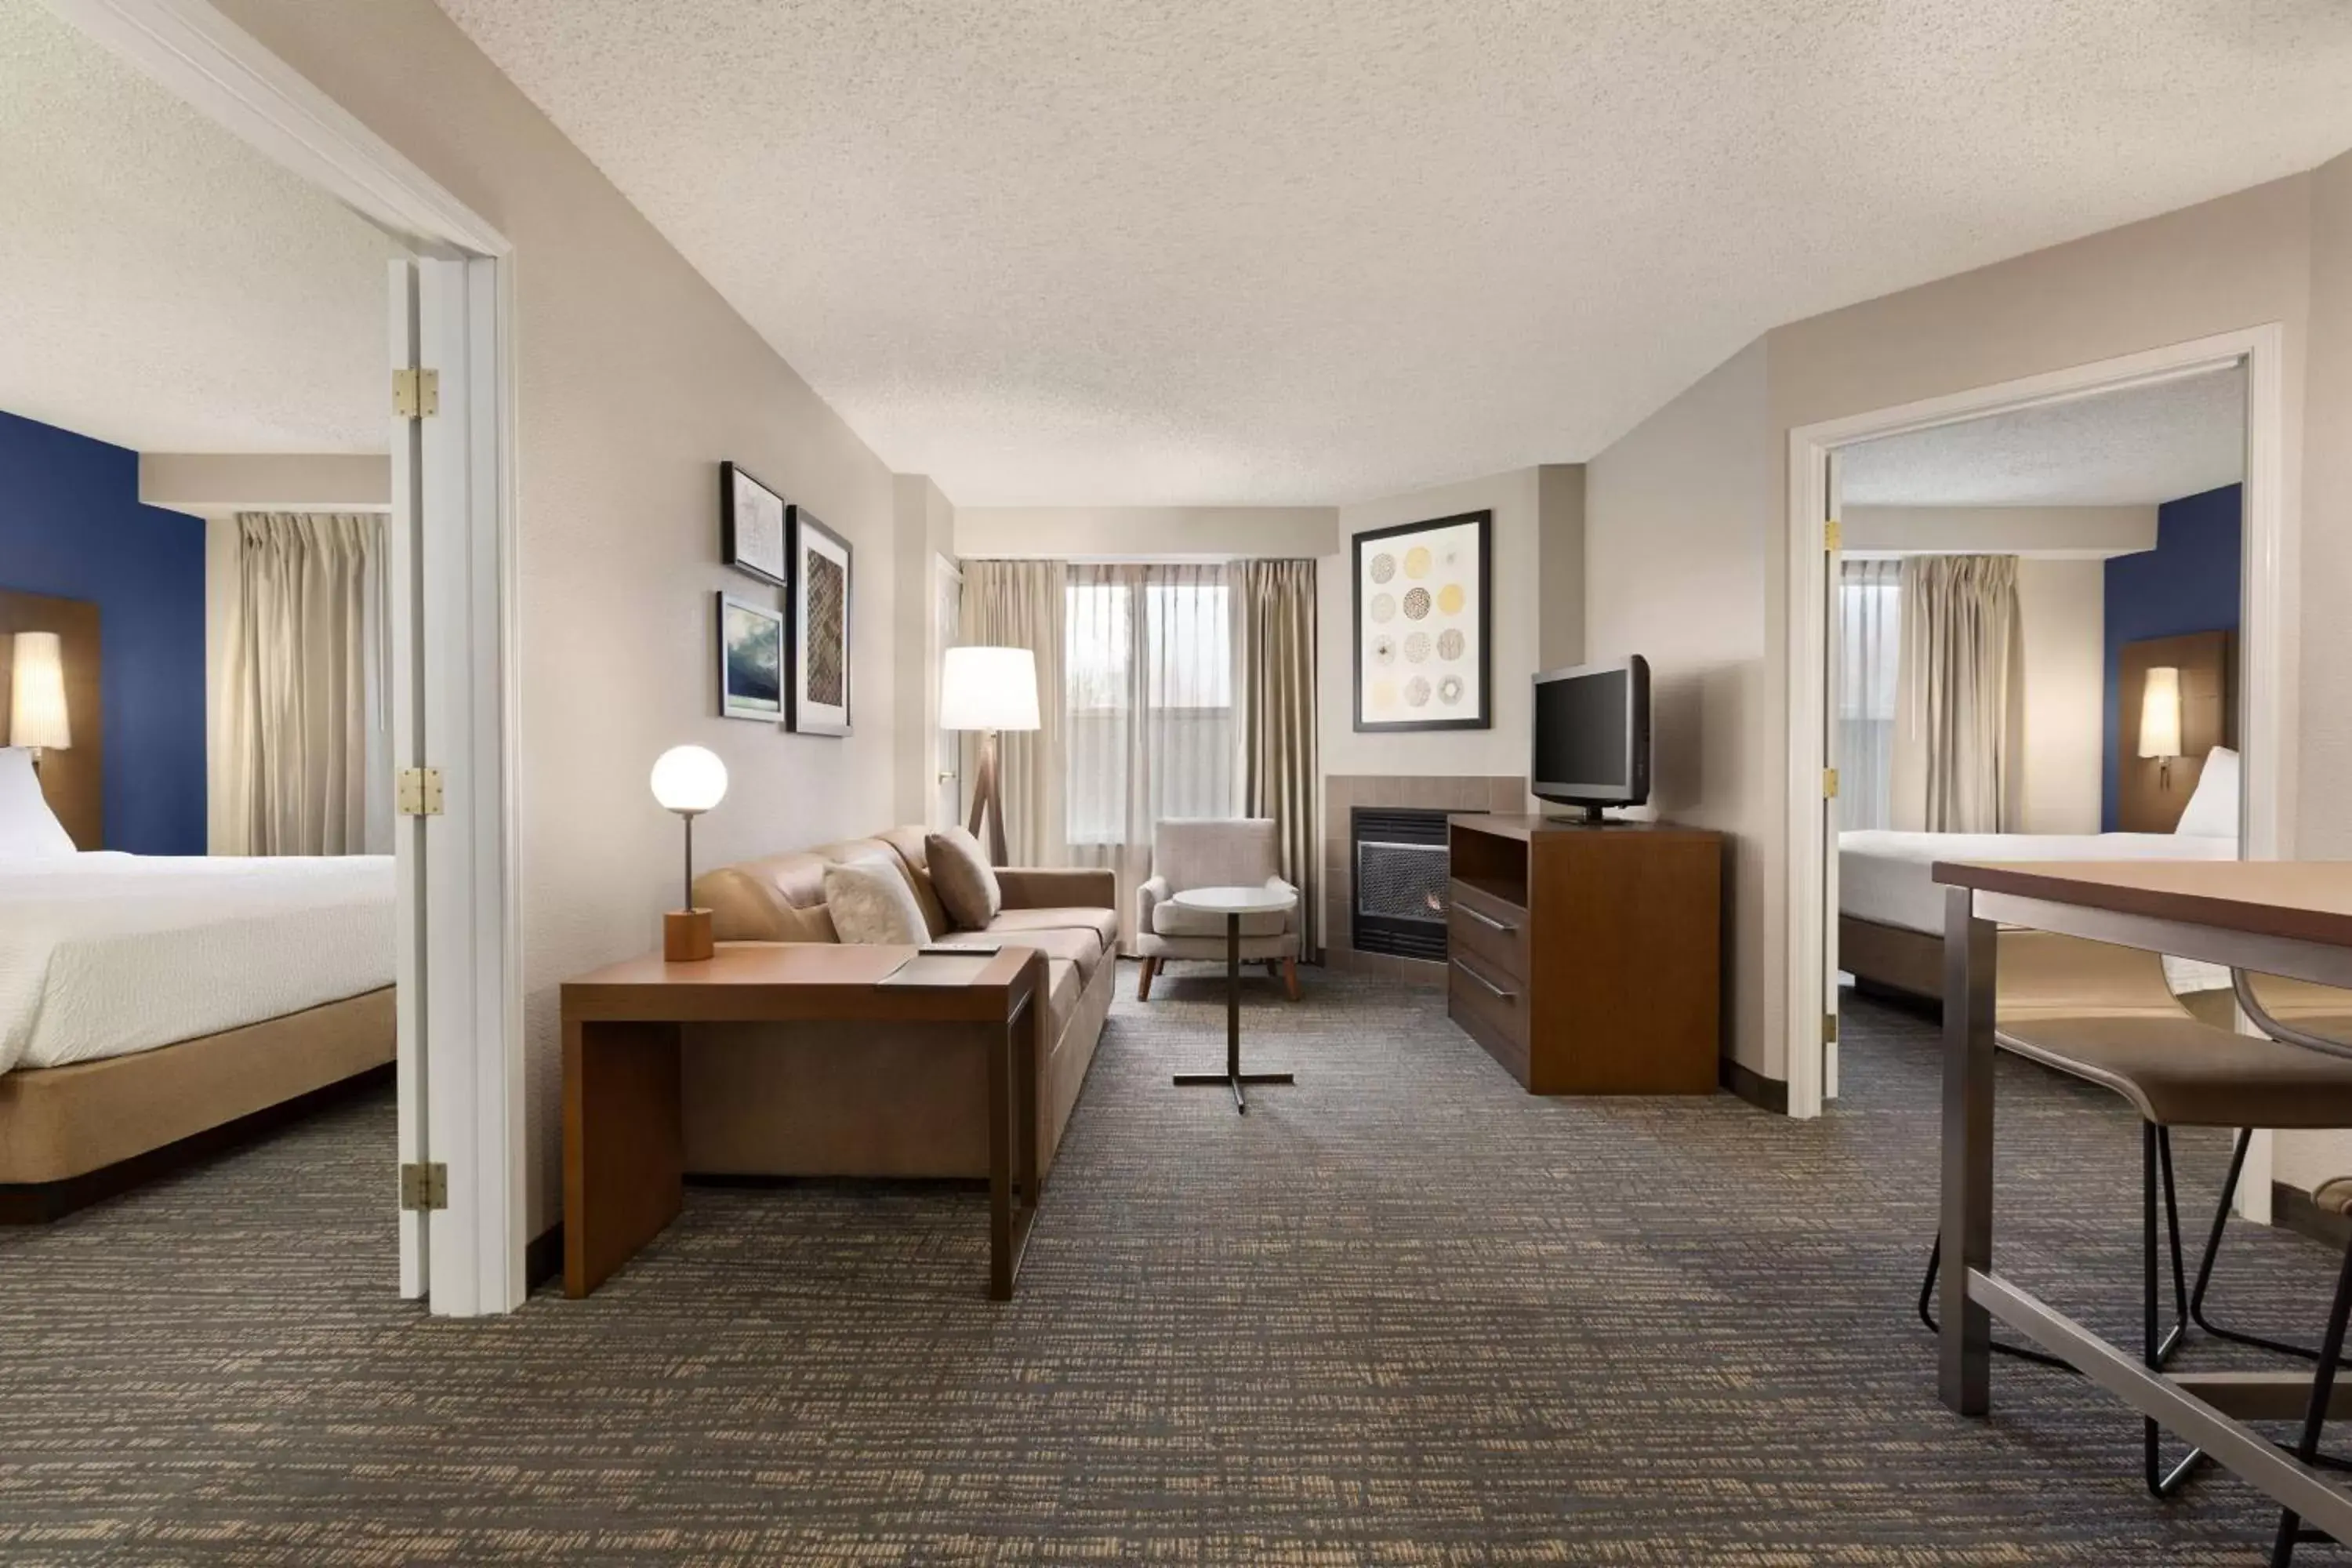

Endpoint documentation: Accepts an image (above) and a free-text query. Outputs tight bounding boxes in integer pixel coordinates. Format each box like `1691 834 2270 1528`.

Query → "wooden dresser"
1445 814 1723 1094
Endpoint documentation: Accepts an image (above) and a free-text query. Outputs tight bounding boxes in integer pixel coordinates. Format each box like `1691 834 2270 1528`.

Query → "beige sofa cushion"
989 905 1120 953
699 837 946 942
939 924 1105 985
924 826 1002 929
822 860 928 945
1153 898 1287 938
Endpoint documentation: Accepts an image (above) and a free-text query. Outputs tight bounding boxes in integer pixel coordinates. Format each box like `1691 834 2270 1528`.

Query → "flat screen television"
1531 656 1650 822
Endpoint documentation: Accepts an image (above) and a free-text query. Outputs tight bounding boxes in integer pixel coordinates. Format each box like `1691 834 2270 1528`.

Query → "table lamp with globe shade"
650 744 728 961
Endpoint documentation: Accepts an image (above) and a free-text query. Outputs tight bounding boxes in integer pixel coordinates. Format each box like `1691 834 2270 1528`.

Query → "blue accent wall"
0 410 206 853
2101 484 2241 831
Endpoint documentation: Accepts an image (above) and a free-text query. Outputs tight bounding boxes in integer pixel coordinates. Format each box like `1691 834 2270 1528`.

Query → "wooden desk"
561 942 1044 1301
1933 858 2352 1537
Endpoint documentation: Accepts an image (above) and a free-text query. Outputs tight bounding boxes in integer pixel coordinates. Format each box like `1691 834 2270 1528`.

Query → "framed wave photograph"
787 507 852 736
720 461 789 586
1352 509 1491 731
717 592 785 721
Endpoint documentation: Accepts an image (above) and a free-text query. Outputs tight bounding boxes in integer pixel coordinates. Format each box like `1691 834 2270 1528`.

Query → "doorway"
1782 328 2293 1138
45 0 525 1313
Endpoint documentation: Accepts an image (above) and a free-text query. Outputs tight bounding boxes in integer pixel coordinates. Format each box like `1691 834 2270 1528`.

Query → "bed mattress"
1838 829 2239 992
0 852 394 1074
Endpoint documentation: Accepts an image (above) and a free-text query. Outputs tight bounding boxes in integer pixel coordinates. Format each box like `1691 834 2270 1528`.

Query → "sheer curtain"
217 513 391 855
1897 554 2021 833
1240 560 1318 953
1836 559 1902 831
1065 562 1240 947
960 559 1066 866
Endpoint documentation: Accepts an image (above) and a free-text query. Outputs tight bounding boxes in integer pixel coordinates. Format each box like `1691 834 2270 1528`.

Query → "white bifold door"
390 256 520 1315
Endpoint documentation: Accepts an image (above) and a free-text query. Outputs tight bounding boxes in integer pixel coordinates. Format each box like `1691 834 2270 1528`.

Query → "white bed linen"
0 852 394 1073
1838 829 2239 993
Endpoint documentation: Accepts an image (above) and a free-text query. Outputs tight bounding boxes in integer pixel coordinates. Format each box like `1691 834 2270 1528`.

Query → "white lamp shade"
940 646 1040 731
9 632 69 750
649 744 728 814
2137 666 2183 759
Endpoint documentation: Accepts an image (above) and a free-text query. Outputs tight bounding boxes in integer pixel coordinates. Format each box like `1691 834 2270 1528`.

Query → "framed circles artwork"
717 592 785 720
720 461 789 586
787 506 852 736
1352 510 1490 731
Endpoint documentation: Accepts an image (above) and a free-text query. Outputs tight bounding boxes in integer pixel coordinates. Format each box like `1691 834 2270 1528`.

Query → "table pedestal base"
1171 906 1294 1115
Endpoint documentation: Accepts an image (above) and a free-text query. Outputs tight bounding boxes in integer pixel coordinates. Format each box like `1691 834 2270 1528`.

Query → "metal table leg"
1173 910 1294 1113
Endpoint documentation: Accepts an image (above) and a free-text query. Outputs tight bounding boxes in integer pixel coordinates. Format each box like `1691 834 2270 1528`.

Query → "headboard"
2118 628 2234 834
0 590 103 848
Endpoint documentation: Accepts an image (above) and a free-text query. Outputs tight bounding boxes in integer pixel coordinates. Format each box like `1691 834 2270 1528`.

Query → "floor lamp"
940 646 1040 866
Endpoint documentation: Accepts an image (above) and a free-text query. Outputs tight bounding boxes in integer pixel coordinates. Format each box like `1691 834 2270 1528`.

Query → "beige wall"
1584 340 1775 1074
1318 468 1544 785
956 506 1336 560
1536 464 1586 672
1842 504 2156 558
891 476 957 827
214 0 907 1237
141 452 390 517
2013 558 2106 835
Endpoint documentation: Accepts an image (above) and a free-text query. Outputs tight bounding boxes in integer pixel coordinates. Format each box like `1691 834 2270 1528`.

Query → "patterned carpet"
2 966 2348 1564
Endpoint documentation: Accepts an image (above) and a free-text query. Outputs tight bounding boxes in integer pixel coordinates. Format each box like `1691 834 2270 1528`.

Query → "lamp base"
663 909 715 963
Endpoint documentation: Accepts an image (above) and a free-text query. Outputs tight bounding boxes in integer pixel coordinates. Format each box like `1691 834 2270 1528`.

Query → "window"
1064 566 1237 848
1837 558 1902 831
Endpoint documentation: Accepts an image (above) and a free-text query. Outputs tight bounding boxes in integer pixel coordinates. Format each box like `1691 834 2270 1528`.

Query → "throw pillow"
822 859 929 946
924 826 1002 930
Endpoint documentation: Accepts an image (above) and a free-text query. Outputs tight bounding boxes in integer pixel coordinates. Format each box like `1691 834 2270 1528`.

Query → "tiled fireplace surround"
1322 775 1529 983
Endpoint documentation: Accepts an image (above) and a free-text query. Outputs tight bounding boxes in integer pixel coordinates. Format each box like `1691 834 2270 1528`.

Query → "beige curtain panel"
218 514 391 856
960 559 1066 866
1896 554 2021 833
1241 560 1319 955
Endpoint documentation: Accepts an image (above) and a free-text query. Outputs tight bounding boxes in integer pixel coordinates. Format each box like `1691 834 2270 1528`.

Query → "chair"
1134 818 1301 1002
1920 1009 2352 1501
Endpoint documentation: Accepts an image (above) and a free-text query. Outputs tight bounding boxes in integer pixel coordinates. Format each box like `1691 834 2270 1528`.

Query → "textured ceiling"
436 0 2352 506
1840 366 2245 506
0 0 392 454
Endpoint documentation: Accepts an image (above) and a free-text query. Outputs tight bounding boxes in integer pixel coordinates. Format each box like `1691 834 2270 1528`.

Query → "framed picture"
1352 509 1490 731
788 506 852 736
717 592 785 720
720 462 789 586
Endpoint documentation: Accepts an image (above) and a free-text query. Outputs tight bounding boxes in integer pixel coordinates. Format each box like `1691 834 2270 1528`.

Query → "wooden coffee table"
561 942 1044 1301
1169 884 1298 1114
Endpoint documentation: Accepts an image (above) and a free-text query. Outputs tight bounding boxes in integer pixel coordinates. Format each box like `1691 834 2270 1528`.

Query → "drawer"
1447 880 1530 982
1449 953 1530 1084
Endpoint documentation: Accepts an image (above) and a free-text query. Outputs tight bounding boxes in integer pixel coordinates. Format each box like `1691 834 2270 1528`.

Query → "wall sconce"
2138 665 2183 787
9 631 71 770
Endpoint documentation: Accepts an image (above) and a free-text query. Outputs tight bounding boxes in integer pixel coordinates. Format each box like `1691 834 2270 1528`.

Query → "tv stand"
1444 814 1723 1094
1548 804 1611 826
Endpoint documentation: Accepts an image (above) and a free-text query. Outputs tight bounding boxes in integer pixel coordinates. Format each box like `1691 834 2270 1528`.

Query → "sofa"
688 826 1116 1181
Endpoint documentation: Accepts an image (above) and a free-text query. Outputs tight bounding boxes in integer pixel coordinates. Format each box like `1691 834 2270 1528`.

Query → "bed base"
0 988 395 1224
1838 916 2237 1029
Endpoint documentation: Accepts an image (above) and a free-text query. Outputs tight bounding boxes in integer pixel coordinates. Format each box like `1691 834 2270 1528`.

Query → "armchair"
1134 817 1301 1002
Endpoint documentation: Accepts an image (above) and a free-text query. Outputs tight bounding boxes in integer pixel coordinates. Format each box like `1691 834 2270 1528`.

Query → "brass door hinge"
394 367 440 419
399 1162 448 1212
1824 517 1841 551
396 767 445 816
1824 1012 1840 1045
1823 767 1839 799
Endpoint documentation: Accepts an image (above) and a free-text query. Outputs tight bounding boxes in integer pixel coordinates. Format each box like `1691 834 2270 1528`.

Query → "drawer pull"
1454 958 1517 1003
1457 904 1519 935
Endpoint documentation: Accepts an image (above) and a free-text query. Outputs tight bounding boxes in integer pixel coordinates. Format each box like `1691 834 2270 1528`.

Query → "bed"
1838 747 2241 1007
0 750 396 1220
